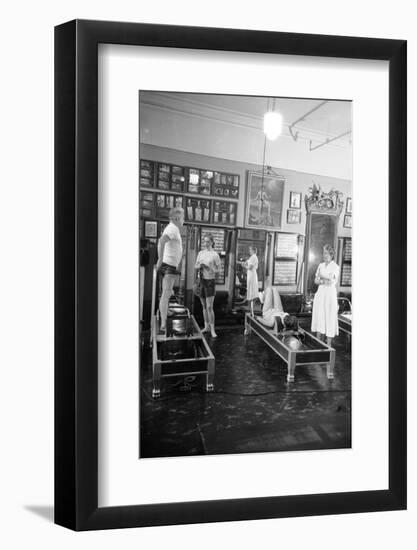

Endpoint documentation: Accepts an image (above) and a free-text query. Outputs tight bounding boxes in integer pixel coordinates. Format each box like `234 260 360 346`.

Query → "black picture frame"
344 214 353 228
55 19 406 531
144 220 158 238
289 191 302 209
287 209 302 224
346 197 352 214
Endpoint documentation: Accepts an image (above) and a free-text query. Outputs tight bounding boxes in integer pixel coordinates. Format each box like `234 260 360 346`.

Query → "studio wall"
140 143 352 238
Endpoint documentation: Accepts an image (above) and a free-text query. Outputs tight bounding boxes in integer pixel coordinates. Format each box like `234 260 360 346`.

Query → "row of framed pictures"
140 190 237 226
140 159 240 199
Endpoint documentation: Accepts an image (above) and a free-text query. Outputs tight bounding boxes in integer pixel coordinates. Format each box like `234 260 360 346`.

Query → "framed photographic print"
287 209 301 224
289 191 302 209
346 197 352 213
185 197 212 222
212 200 237 225
245 170 285 229
144 220 157 238
344 214 352 228
55 20 406 531
139 159 155 187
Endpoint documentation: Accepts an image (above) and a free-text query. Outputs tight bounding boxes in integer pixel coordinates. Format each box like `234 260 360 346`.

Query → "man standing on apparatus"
156 207 185 332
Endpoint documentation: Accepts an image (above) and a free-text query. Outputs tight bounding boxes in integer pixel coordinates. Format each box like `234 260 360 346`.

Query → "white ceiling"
139 91 352 180
140 91 352 149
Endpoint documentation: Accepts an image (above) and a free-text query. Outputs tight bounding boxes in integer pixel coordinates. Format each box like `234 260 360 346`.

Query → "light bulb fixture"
263 97 282 140
263 111 283 140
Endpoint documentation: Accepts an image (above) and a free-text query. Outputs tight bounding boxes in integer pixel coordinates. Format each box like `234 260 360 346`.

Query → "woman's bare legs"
206 295 217 337
199 297 210 333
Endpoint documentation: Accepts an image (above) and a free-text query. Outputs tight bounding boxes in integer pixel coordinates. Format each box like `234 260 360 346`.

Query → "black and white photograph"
144 220 158 238
287 209 302 224
290 191 302 209
1 0 412 544
139 92 352 459
346 196 352 214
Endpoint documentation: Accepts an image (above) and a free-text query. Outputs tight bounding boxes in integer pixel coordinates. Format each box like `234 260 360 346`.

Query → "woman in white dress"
311 244 340 346
241 245 259 316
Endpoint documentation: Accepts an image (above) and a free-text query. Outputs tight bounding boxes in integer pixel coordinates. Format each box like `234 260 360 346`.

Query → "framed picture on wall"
344 214 352 228
55 19 406 532
289 191 302 209
346 197 352 213
287 209 301 224
144 220 157 238
245 170 285 230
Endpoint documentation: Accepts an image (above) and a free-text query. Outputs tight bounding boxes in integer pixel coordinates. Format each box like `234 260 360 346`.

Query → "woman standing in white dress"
242 245 259 316
311 244 340 346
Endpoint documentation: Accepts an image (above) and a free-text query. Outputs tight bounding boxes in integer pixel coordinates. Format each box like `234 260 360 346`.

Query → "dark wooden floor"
140 317 351 458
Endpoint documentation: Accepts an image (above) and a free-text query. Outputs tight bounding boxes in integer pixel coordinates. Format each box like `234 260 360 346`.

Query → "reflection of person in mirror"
239 246 259 316
311 244 340 347
253 188 271 222
156 207 184 332
194 234 221 338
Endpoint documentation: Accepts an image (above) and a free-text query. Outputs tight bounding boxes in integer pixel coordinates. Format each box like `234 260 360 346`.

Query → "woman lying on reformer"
257 278 299 333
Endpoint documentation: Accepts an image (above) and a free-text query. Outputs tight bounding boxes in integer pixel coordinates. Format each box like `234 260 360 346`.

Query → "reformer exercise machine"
150 267 215 398
338 297 352 337
244 312 336 382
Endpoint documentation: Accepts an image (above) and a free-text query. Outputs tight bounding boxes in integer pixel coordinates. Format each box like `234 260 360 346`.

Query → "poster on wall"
245 170 285 230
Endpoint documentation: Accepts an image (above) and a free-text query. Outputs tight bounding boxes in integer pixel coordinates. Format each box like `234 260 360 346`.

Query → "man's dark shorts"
159 262 180 276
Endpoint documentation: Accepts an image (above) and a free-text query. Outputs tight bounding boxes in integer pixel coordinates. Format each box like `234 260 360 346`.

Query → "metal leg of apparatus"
206 357 215 392
287 352 296 382
152 361 161 399
327 348 336 380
